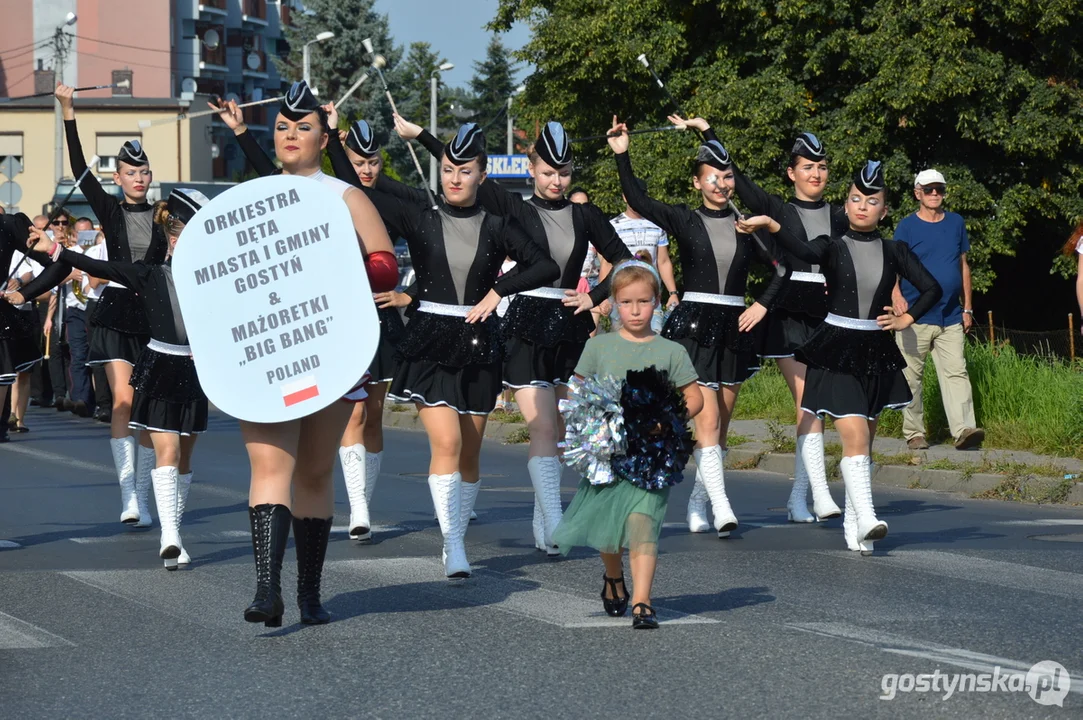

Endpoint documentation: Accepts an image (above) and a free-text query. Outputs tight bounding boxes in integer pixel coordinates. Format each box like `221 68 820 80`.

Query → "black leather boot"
293 516 333 625
244 504 291 627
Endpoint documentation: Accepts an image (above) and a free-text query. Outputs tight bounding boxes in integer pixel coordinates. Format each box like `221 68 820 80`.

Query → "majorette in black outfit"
772 162 942 553
412 120 632 556
613 133 789 540
732 132 848 357
34 189 212 568
0 214 51 386
729 130 848 524
365 123 559 578
64 120 167 529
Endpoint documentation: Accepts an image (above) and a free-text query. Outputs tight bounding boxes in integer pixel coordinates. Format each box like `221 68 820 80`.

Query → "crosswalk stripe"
994 519 1083 526
818 549 1083 601
0 540 21 549
0 610 75 649
788 622 1083 695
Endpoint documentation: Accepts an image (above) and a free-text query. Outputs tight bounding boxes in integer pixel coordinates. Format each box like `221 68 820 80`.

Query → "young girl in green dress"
553 260 703 628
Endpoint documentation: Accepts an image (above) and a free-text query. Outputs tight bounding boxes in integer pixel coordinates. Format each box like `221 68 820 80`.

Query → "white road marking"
788 622 1083 695
0 540 21 549
819 549 1083 601
994 519 1083 526
0 443 114 474
0 610 75 650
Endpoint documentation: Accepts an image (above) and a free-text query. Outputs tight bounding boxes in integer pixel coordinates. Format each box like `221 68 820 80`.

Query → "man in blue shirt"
892 169 984 450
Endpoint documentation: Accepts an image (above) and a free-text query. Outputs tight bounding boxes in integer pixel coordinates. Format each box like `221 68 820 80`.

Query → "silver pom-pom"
558 374 626 486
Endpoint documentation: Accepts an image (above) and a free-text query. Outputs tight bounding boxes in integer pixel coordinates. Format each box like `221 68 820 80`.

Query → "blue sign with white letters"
486 155 530 178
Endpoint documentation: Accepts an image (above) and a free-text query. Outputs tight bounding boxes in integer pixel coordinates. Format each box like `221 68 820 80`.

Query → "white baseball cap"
914 169 946 187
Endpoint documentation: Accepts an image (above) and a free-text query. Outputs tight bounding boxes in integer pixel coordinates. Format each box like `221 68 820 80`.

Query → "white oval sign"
172 174 378 423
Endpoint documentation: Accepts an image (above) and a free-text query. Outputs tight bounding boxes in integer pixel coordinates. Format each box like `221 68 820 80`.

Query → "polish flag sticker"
282 375 320 407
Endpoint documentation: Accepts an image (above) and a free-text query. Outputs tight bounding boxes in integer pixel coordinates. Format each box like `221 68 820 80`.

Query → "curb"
385 411 1083 505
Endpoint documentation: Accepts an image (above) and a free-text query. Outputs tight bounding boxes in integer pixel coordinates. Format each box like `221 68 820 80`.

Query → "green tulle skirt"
552 478 670 556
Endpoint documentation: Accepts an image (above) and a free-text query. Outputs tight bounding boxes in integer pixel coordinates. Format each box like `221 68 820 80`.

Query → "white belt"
520 287 568 300
418 301 473 318
147 338 193 356
791 271 826 284
825 313 880 331
682 291 745 308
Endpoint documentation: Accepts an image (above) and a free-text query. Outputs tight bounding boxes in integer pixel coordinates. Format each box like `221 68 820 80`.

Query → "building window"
0 133 24 162
96 134 141 173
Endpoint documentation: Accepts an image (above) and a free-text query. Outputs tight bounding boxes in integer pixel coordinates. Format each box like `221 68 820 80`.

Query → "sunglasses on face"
50 219 69 226
920 185 946 195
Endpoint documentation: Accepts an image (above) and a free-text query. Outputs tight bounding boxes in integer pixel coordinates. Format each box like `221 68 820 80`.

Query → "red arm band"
365 250 399 293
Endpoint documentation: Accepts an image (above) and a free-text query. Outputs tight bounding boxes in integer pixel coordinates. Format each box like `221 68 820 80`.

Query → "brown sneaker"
907 436 930 450
954 427 985 450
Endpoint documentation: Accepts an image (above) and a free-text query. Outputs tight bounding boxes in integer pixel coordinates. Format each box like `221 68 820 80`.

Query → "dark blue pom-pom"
610 366 695 490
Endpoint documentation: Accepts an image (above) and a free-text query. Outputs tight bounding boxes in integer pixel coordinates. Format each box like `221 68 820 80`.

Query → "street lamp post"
429 62 454 192
54 11 77 187
506 84 525 156
302 31 335 96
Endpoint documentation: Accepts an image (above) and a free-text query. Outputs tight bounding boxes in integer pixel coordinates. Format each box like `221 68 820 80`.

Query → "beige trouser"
896 323 976 440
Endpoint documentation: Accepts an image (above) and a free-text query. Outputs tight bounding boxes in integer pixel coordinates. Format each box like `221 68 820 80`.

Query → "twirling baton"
1 79 130 103
364 39 439 210
4 156 101 288
707 173 785 278
637 54 686 117
335 38 387 109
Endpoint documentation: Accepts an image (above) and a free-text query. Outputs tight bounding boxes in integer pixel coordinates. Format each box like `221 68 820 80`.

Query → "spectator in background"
1066 221 1083 335
26 215 53 409
62 218 94 417
81 226 112 421
42 213 76 412
892 169 984 450
598 181 679 333
7 215 48 431
568 187 590 205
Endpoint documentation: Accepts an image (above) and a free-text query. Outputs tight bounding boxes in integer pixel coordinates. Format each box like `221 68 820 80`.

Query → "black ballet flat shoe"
631 603 659 630
294 516 333 625
13 424 29 434
244 504 291 628
601 574 629 617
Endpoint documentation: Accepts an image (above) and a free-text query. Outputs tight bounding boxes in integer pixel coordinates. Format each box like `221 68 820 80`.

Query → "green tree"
492 0 1083 288
469 35 521 154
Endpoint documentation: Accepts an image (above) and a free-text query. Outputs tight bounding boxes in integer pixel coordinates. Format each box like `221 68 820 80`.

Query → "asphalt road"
2 407 1082 719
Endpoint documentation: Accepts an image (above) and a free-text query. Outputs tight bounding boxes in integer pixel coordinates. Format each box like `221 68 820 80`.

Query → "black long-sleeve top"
64 119 167 267
412 130 631 305
360 183 558 306
614 151 788 307
1 214 69 301
57 250 188 345
773 228 942 321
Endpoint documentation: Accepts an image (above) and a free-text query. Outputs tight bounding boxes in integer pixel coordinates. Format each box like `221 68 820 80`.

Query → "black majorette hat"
167 188 210 225
118 139 149 167
791 132 826 161
853 160 885 195
346 119 380 157
535 121 572 168
695 139 731 171
445 123 485 166
279 80 321 121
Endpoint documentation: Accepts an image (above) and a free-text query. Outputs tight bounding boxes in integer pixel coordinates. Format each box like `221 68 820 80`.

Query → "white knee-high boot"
111 436 139 524
151 466 182 569
177 472 193 565
687 449 711 533
800 432 841 520
787 439 815 523
339 444 371 541
527 456 563 552
365 450 382 510
460 479 481 541
134 445 155 527
532 500 548 551
429 472 469 578
841 455 886 553
698 445 738 537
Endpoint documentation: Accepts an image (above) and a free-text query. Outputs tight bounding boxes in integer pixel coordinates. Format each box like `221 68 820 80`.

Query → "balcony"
198 43 228 74
198 0 227 17
242 48 269 78
242 0 268 26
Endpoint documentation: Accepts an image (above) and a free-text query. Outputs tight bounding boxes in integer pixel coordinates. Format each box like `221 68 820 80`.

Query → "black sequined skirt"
801 366 912 420
130 347 207 404
368 306 405 383
661 300 756 353
500 295 594 347
90 286 151 335
0 301 36 340
774 278 829 317
395 310 502 367
673 336 760 388
760 309 824 359
503 335 583 388
88 326 148 366
129 391 209 435
0 305 41 384
795 323 905 376
389 359 501 415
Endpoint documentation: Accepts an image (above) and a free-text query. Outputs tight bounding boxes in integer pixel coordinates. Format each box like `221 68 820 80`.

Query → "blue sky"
371 0 531 88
